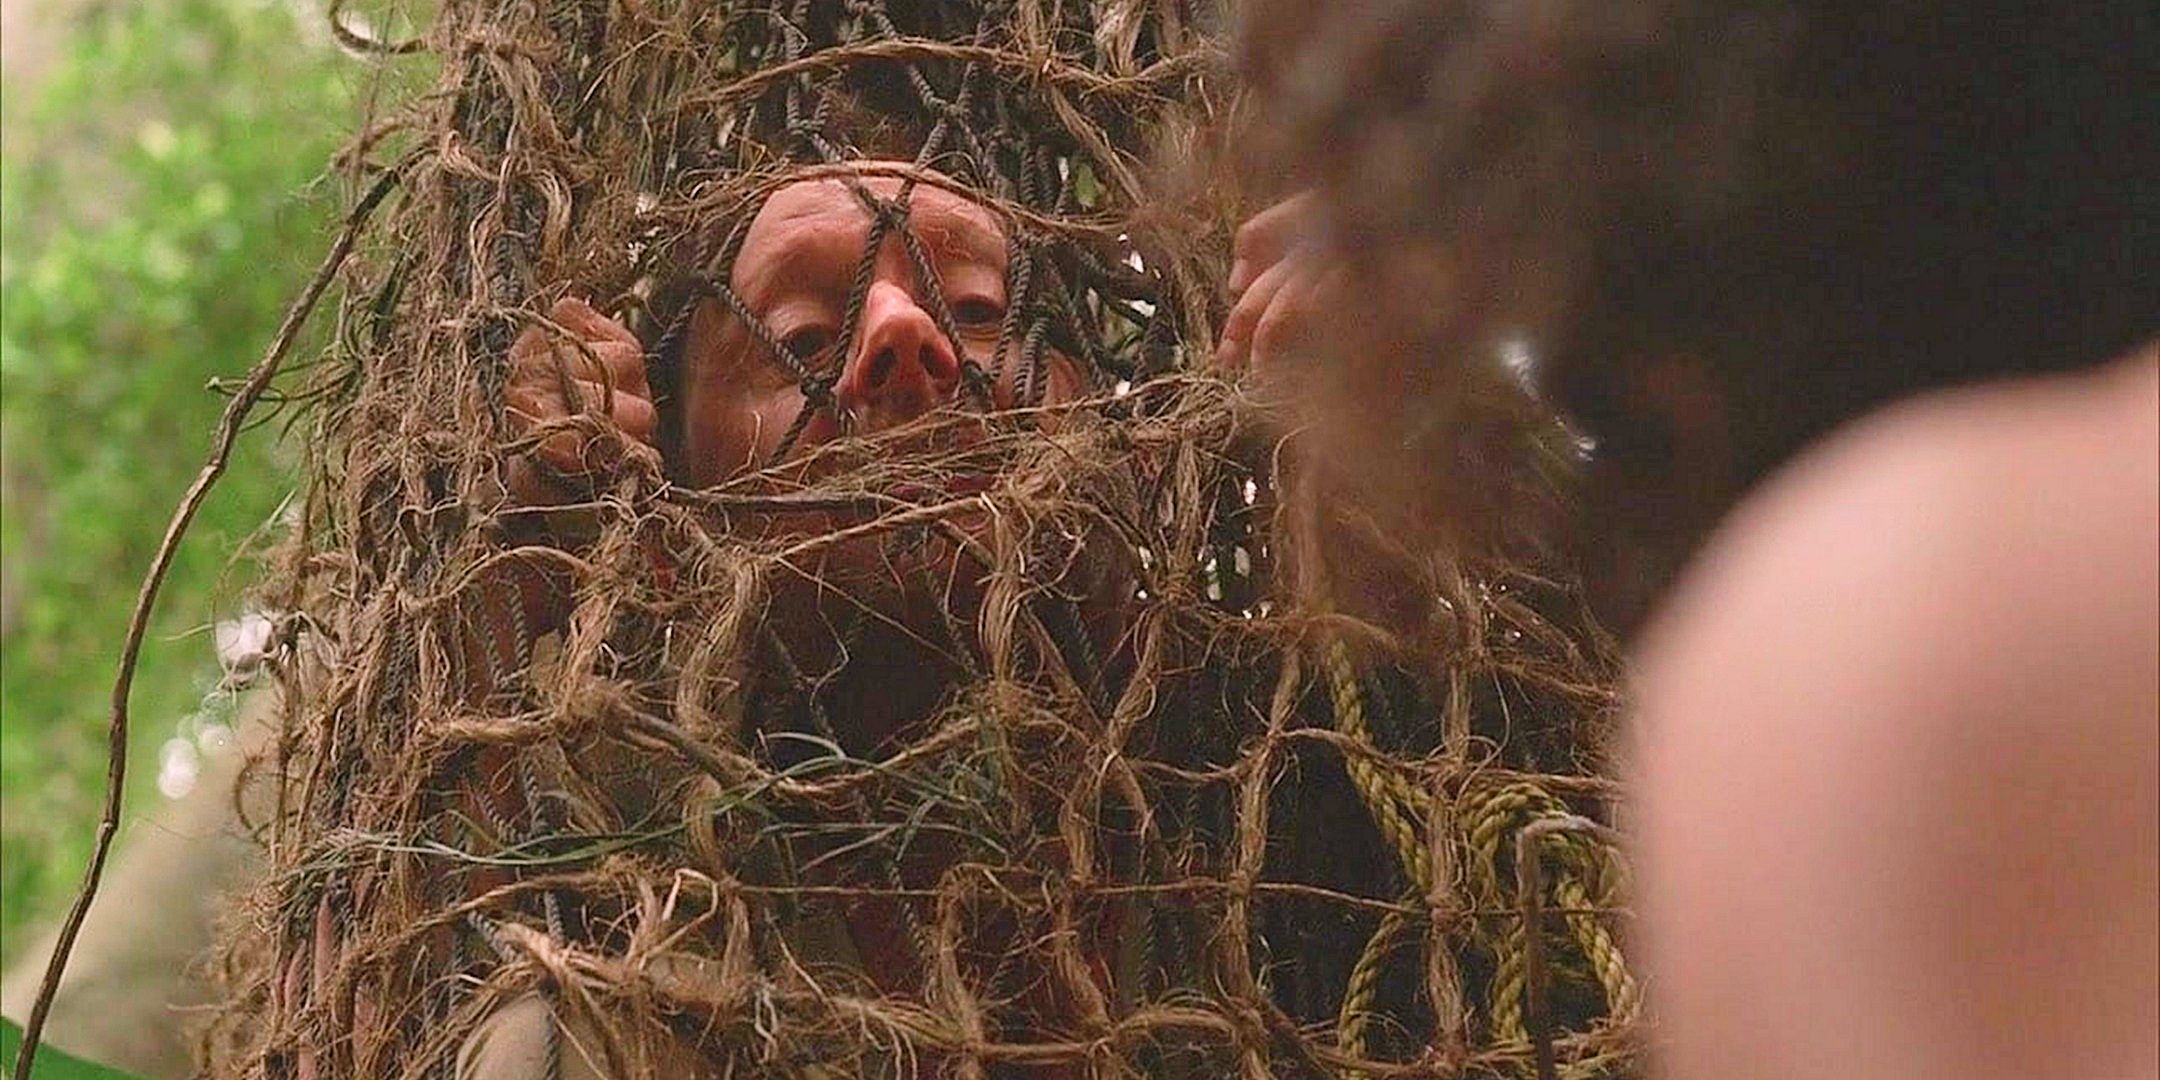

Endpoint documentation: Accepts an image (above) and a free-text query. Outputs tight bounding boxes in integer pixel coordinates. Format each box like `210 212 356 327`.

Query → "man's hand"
1217 192 1340 372
505 296 658 503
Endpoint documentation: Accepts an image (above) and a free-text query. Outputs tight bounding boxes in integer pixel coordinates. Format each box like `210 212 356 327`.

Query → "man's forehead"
743 166 1007 258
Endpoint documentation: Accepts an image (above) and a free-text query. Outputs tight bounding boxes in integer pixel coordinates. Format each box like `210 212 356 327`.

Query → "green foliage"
2 1016 151 1079
0 0 363 960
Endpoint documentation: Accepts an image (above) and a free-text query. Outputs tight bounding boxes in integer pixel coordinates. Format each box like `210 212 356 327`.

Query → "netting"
201 2 1641 1077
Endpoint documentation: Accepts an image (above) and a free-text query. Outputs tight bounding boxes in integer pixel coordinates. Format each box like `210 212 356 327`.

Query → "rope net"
204 1 1640 1076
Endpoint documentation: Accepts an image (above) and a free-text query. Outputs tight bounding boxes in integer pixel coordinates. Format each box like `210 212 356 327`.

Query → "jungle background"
1 0 417 969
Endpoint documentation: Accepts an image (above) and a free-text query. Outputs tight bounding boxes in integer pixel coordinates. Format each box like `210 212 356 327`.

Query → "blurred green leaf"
0 0 424 959
1 1017 151 1079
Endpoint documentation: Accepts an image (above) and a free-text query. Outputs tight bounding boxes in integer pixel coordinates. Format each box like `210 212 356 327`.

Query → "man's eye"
781 326 835 361
950 297 1004 328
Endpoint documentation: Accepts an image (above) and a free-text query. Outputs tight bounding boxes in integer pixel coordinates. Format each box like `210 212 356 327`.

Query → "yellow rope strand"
1335 903 1412 1076
1558 874 1640 1023
1320 638 1637 1072
1322 640 1428 1075
1323 640 1433 892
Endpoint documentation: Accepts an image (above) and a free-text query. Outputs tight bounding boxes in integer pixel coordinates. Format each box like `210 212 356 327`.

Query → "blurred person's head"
1233 1 2156 630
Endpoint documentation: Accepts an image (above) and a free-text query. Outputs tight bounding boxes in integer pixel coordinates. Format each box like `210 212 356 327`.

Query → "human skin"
1628 351 2157 1080
506 166 1083 497
1216 192 1336 375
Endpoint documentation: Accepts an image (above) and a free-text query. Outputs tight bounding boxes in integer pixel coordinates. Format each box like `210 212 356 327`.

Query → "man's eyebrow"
910 202 1007 269
736 216 858 308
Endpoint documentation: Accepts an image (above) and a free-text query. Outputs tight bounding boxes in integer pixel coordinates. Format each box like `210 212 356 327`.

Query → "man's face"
677 166 1084 486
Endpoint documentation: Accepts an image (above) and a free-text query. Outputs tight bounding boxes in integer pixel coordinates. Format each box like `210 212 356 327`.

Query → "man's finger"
1215 332 1249 372
557 378 657 449
507 323 554 377
503 385 586 473
537 428 589 476
613 391 658 445
552 295 643 350
1251 267 1334 361
532 335 646 402
504 380 563 433
506 454 581 508
1218 259 1295 361
1230 192 1318 293
1218 261 1298 370
588 340 652 397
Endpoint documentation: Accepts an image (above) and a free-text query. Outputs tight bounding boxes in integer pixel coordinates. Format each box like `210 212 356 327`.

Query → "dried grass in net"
201 1 1641 1076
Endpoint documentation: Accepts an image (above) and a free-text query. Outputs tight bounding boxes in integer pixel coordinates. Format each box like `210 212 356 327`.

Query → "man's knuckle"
1225 291 1256 324
601 342 645 371
1224 296 1264 338
538 433 576 465
505 388 550 418
1254 306 1300 350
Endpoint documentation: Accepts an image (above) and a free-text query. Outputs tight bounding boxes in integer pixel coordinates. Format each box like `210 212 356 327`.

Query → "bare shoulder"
1641 347 2158 724
1632 347 2158 1080
1635 348 2158 814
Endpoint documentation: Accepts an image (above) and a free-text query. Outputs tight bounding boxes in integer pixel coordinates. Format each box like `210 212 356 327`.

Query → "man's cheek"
762 391 823 454
1048 354 1088 407
1017 352 1085 409
696 387 778 478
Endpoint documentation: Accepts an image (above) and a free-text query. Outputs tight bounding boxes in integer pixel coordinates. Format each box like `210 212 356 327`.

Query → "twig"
687 38 1216 117
10 162 406 1080
1517 815 1618 1080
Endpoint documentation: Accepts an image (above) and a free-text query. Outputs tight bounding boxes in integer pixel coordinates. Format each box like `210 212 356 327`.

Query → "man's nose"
834 281 962 430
